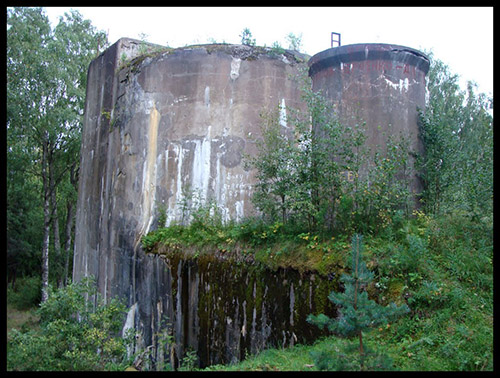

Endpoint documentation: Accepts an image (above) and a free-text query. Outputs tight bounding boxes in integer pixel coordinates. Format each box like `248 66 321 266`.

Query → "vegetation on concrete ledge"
143 211 350 276
144 209 491 371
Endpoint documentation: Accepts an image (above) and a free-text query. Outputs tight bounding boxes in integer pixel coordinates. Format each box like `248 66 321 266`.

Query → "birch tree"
7 7 107 301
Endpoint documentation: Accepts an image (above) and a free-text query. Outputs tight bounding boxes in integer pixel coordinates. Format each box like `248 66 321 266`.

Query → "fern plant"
307 234 409 370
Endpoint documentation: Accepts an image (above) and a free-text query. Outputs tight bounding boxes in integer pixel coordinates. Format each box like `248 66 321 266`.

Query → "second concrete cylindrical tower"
308 43 430 195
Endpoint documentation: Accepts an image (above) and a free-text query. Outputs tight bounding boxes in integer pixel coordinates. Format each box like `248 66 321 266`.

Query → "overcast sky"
44 6 493 97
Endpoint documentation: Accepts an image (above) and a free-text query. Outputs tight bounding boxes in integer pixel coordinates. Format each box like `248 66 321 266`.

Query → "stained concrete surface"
73 39 429 368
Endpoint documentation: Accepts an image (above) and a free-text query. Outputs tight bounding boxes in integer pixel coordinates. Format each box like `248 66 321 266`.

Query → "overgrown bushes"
417 54 493 218
7 278 133 371
246 78 415 237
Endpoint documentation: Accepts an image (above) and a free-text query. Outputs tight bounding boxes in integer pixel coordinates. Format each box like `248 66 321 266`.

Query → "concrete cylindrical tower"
308 43 430 195
73 38 305 305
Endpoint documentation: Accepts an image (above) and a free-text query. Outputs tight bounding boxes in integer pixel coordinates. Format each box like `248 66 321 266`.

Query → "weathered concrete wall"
308 43 430 195
113 43 305 229
74 39 429 368
73 38 307 346
132 251 337 368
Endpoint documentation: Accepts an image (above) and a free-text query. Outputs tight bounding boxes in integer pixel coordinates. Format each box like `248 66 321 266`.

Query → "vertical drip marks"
123 302 138 358
235 200 244 222
175 259 183 362
143 255 340 368
171 143 184 226
191 126 212 206
279 98 287 128
133 103 160 303
140 102 161 235
204 86 210 108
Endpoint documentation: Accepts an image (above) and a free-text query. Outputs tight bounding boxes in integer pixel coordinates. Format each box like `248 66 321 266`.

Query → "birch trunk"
41 136 51 303
49 162 62 287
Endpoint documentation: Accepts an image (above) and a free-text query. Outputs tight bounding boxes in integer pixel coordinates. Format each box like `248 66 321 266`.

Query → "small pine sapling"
307 234 409 370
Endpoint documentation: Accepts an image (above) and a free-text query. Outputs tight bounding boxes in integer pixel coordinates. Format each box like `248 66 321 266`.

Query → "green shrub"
399 234 428 274
7 278 132 371
427 212 492 292
406 280 446 311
